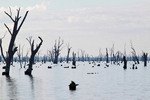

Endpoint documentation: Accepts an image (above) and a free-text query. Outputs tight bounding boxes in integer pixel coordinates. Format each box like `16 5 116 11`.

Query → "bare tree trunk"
0 8 28 76
123 56 127 69
142 52 148 66
72 52 76 66
25 37 43 75
106 48 109 63
80 50 85 62
53 37 63 64
23 49 29 68
17 45 23 68
110 44 114 64
66 43 71 63
49 48 54 62
131 41 139 64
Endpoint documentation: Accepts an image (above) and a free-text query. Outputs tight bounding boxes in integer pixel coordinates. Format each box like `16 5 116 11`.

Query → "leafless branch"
26 36 32 46
4 10 15 22
9 7 12 16
17 11 29 33
4 23 12 35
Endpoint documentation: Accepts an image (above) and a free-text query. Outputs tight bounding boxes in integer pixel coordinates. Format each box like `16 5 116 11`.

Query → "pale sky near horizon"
0 0 148 9
0 0 150 57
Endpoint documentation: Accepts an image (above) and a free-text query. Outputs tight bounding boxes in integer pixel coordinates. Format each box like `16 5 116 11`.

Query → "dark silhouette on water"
142 52 148 67
53 37 64 64
132 64 135 69
131 42 140 64
25 37 43 75
66 43 72 63
0 8 29 76
72 52 76 67
69 81 79 90
97 64 100 66
48 66 52 69
123 56 127 69
5 76 18 99
106 48 109 63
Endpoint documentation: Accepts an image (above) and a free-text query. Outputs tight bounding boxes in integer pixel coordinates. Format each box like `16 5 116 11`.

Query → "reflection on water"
0 62 150 100
28 75 35 99
6 76 18 100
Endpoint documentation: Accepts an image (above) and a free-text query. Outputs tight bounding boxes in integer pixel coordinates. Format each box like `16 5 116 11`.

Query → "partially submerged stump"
132 64 135 69
2 66 6 69
48 66 52 69
71 66 76 69
64 66 69 68
123 56 127 69
97 64 100 66
25 69 32 75
69 81 79 90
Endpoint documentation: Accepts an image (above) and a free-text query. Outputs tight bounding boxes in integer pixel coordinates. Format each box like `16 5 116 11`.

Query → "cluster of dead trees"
0 8 149 76
0 8 43 76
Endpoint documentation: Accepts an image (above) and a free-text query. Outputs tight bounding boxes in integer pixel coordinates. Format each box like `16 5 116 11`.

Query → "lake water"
0 61 150 100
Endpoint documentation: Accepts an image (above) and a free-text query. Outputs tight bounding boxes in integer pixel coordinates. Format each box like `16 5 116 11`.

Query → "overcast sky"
0 0 150 57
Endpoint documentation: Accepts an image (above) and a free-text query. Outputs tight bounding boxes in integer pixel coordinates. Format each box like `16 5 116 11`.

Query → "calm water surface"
0 62 150 100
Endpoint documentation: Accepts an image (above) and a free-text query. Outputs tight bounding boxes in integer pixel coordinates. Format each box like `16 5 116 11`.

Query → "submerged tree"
25 36 43 75
80 50 85 62
0 8 29 76
131 41 139 64
23 49 29 68
72 52 76 66
106 48 109 63
17 45 23 68
123 56 127 69
48 47 54 62
142 52 148 66
66 43 71 63
53 37 64 64
110 44 115 64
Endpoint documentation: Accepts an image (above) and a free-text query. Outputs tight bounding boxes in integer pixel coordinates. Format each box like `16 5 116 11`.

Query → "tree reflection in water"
6 76 18 100
28 75 35 98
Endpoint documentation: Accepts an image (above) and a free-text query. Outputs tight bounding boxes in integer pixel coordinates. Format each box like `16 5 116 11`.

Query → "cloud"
21 1 150 55
26 2 47 11
0 1 150 56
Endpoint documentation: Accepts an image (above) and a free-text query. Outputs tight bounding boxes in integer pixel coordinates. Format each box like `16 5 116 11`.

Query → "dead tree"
0 8 28 76
48 47 54 62
142 52 148 66
80 50 85 62
17 45 23 68
98 48 103 62
66 43 72 63
72 52 76 66
25 36 43 75
53 37 64 64
106 48 109 63
23 49 29 68
77 51 80 61
123 56 127 69
123 44 127 69
110 44 115 64
131 42 139 64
